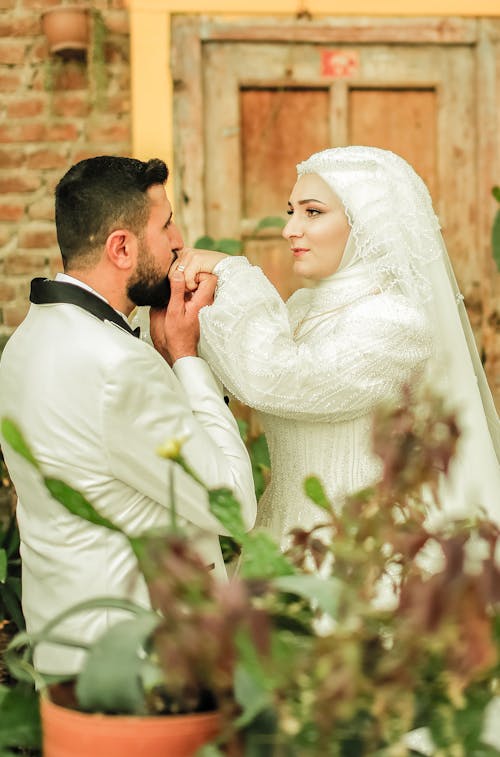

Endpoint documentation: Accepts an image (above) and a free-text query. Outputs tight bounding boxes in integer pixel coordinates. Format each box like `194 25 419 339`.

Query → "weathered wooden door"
171 16 500 404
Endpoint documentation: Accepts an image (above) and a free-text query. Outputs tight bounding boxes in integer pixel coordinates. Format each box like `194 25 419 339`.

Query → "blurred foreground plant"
2 385 500 756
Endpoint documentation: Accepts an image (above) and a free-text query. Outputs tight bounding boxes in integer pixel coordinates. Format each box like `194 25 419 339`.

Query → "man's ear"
105 229 137 271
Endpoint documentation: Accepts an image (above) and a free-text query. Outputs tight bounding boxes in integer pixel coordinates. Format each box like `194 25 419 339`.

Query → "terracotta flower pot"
41 6 90 54
41 685 222 757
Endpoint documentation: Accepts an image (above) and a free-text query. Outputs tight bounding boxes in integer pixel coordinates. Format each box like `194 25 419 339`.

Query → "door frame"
160 15 497 289
127 1 500 173
127 7 499 260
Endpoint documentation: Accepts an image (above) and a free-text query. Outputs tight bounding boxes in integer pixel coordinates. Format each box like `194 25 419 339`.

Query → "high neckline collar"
308 262 382 309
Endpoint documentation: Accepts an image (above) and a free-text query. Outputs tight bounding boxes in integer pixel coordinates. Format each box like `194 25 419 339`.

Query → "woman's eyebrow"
288 198 327 206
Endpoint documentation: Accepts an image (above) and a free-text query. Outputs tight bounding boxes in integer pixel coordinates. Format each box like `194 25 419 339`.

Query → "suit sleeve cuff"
172 356 225 399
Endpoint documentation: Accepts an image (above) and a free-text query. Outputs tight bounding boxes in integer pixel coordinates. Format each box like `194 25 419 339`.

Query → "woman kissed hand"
170 248 228 291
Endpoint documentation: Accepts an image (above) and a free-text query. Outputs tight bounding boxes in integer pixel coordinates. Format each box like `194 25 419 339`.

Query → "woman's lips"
291 248 309 257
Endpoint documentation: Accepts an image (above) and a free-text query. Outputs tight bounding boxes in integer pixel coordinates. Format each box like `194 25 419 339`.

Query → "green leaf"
247 433 270 499
303 476 331 511
237 418 249 443
1 581 24 630
252 466 267 501
0 549 6 583
217 238 243 255
239 533 295 580
2 421 126 541
233 664 272 728
271 575 341 617
242 709 281 757
76 613 161 714
248 434 270 469
234 628 272 692
127 533 156 569
3 517 19 559
1 418 40 471
196 746 226 757
43 478 122 534
219 535 241 564
492 210 500 273
254 216 286 232
39 597 148 640
0 683 41 750
4 597 148 687
492 186 500 203
208 487 247 542
4 576 21 600
194 235 217 250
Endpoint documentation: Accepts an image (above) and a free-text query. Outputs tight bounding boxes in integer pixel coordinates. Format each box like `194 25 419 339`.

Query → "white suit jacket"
0 287 256 673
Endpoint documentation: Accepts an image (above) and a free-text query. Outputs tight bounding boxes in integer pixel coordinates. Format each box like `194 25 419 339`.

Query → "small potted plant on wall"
2 387 500 756
41 5 90 53
42 5 107 108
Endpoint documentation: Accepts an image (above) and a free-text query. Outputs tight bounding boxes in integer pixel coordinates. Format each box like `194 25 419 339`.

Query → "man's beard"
127 243 172 308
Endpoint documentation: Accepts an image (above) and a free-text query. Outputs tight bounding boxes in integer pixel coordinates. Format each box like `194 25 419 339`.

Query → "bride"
173 146 500 545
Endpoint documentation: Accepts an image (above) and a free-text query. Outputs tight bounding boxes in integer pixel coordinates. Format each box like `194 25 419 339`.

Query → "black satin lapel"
30 278 139 338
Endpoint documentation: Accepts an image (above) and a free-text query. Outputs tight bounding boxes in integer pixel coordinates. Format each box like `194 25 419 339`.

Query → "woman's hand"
150 270 217 365
170 248 228 291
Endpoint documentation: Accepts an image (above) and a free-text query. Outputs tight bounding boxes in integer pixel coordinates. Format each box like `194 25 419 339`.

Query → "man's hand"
172 248 228 292
149 270 217 365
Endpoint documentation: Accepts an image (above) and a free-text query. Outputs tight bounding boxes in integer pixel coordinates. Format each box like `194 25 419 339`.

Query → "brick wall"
0 0 131 335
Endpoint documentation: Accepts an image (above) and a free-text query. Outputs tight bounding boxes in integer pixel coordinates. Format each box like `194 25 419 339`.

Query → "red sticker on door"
321 50 359 78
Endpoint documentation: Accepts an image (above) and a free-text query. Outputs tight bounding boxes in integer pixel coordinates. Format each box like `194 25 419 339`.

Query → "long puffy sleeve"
199 257 432 423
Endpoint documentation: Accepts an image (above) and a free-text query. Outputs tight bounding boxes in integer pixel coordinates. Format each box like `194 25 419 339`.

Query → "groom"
0 156 256 673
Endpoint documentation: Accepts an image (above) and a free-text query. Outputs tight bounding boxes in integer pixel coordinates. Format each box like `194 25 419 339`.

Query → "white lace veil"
297 146 500 524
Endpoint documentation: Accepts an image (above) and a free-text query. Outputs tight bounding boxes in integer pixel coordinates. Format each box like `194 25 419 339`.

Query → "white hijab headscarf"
298 146 500 524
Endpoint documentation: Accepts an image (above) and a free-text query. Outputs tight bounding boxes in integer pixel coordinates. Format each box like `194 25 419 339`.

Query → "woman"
175 146 500 545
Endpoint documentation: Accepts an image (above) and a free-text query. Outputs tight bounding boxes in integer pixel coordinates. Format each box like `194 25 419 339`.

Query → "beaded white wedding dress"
199 254 431 543
200 146 500 543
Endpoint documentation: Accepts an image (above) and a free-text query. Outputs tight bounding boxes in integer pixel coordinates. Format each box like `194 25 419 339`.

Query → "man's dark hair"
55 156 169 269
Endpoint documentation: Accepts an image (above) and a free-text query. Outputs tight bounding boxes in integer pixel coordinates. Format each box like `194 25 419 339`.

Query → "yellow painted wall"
128 1 500 14
128 0 500 191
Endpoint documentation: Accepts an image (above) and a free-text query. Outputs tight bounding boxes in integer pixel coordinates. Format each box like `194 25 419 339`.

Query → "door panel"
241 88 331 219
349 88 437 199
241 87 331 297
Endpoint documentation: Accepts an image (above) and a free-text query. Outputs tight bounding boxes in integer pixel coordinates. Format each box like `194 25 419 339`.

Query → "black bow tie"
30 278 141 339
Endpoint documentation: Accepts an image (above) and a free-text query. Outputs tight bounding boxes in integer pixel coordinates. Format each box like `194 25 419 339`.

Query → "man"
0 156 256 673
